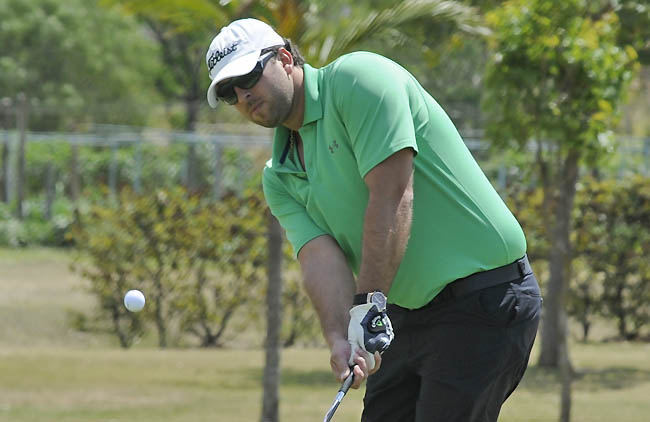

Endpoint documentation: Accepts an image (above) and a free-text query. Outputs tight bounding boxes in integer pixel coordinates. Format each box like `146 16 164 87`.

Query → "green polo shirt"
262 52 526 309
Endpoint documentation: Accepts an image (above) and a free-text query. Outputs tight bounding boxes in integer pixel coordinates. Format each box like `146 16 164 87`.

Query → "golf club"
323 314 392 421
323 371 354 422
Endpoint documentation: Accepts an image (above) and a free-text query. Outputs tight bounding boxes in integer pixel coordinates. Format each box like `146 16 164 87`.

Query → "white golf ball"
124 289 145 312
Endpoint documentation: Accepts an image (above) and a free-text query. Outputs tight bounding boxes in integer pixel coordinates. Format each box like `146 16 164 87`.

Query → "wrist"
352 290 387 311
326 333 348 350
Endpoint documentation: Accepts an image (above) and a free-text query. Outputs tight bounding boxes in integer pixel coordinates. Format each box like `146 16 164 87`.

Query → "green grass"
1 248 649 421
0 247 110 348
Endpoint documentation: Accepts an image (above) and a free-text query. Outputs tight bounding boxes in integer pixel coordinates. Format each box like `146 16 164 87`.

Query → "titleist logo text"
208 42 240 72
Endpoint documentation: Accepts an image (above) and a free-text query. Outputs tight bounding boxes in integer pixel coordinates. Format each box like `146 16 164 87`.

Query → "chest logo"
328 140 339 154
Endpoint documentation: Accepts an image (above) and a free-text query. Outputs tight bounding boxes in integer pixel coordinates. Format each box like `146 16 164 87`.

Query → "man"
205 18 542 422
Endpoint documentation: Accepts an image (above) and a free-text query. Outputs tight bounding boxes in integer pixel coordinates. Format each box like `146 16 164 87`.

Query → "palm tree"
271 0 488 66
107 0 486 127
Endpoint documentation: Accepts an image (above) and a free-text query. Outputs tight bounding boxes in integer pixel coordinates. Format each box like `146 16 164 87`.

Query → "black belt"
429 255 532 306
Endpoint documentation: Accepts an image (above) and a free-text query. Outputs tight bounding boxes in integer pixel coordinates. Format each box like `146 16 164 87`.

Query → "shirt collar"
269 63 322 171
301 63 323 125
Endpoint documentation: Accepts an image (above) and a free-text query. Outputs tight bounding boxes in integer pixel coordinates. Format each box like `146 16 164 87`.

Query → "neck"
282 66 305 132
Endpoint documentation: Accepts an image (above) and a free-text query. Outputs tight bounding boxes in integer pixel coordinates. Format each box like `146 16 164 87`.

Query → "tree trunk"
108 143 118 198
581 292 591 342
538 149 580 368
539 243 563 366
112 298 130 349
151 269 168 348
614 284 628 339
69 143 80 202
559 309 572 422
45 163 56 220
581 319 590 342
213 143 223 201
185 89 200 195
261 213 283 422
1 135 8 203
186 144 199 194
1 103 10 203
154 294 167 348
185 95 199 132
16 93 27 220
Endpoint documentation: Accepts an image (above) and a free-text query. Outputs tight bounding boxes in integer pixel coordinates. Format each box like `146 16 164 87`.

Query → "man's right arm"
263 170 378 387
297 234 378 389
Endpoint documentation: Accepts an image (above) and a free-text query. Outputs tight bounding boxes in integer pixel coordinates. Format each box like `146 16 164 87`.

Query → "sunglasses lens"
216 73 259 105
216 82 238 105
215 52 273 104
237 69 262 89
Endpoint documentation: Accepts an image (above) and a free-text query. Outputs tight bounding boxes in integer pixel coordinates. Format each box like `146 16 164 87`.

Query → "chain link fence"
1 97 649 220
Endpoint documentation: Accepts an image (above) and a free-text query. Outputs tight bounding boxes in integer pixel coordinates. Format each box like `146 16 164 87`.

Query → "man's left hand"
347 303 394 370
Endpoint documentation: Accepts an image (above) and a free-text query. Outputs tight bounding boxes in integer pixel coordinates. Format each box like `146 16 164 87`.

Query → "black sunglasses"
216 52 276 105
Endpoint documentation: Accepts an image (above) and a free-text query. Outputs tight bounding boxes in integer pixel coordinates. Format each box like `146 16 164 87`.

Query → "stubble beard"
253 81 294 129
253 103 288 128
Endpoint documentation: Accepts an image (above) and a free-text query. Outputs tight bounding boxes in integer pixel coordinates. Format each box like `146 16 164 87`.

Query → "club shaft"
324 372 354 422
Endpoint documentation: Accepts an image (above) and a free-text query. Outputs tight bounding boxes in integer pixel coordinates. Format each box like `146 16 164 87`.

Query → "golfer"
205 18 542 422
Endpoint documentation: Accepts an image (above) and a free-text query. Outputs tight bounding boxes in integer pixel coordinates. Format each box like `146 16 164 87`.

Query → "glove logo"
369 315 385 332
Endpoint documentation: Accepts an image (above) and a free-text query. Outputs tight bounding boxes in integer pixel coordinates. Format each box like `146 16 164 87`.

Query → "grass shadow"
244 364 650 392
576 367 650 391
242 367 337 388
517 366 560 392
281 368 338 387
519 366 650 393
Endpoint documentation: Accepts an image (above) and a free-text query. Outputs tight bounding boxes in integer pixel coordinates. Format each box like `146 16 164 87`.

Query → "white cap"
205 18 284 108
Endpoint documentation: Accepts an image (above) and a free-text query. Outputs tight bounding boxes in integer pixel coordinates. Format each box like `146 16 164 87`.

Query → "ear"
276 47 295 74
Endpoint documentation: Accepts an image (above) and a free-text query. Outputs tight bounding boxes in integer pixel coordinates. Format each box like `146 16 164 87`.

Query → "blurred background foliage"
0 0 162 129
1 0 647 131
1 0 649 348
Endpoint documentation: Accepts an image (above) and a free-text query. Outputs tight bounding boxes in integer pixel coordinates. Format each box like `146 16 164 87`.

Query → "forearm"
298 235 356 348
356 186 413 294
356 147 414 294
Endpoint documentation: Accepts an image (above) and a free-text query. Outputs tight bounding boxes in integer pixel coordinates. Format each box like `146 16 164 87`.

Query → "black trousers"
362 266 542 422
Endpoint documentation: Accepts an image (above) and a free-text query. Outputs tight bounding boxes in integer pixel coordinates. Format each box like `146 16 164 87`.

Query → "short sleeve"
262 167 327 257
332 54 419 177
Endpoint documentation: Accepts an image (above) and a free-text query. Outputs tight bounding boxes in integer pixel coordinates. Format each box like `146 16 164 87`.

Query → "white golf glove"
348 303 394 370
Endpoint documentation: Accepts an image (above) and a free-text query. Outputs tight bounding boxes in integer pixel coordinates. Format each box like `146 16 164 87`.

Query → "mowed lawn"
1 248 649 422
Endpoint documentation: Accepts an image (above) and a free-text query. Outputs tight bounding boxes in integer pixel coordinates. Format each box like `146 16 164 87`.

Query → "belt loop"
517 255 528 278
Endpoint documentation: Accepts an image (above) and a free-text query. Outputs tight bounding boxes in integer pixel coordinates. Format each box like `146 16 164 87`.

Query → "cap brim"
207 49 260 108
